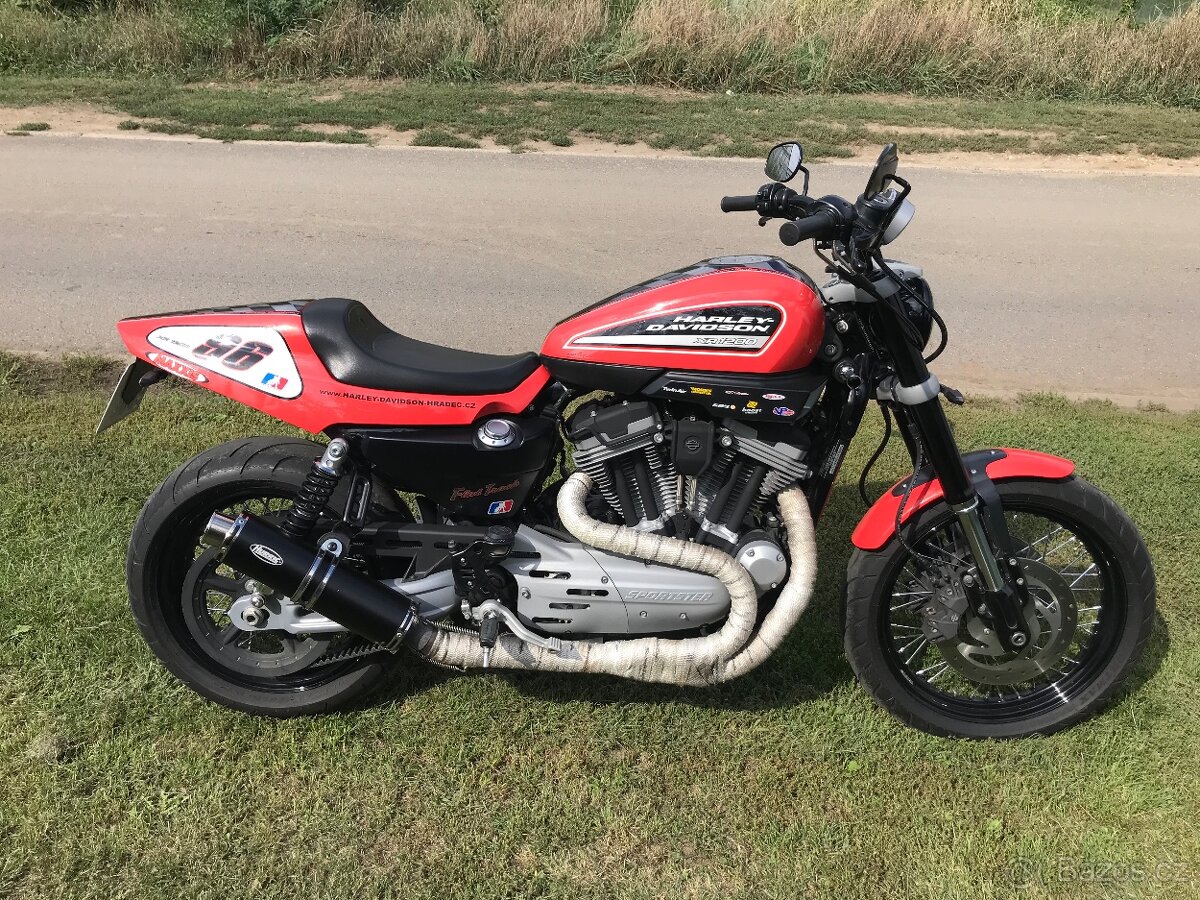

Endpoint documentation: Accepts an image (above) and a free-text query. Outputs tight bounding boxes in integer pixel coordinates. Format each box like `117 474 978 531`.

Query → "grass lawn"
3 77 1200 159
1 354 1197 899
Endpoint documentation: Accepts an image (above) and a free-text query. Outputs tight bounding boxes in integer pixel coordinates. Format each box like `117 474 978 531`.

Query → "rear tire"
844 476 1155 738
128 437 403 717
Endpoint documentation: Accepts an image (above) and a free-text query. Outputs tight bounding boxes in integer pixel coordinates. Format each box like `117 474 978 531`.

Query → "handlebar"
778 209 841 246
720 195 759 213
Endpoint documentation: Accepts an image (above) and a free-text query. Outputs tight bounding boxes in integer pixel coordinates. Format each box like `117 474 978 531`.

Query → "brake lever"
757 216 770 227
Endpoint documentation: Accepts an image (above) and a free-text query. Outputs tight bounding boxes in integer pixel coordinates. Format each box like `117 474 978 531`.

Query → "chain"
311 638 384 668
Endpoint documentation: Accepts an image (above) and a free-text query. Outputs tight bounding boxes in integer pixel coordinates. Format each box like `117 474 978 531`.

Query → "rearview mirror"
865 143 899 199
765 142 804 183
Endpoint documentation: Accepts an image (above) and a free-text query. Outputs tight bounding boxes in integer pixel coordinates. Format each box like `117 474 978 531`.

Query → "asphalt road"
2 135 1196 407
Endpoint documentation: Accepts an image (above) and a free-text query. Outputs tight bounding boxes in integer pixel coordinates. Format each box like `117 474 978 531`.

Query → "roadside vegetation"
1 0 1198 107
6 76 1200 158
1 353 1197 898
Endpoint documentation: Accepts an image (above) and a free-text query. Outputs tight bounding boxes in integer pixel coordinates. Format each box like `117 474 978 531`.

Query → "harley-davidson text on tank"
567 304 784 353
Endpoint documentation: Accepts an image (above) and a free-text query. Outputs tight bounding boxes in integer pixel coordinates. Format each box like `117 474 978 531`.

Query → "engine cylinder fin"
760 468 800 499
568 401 811 542
645 444 679 519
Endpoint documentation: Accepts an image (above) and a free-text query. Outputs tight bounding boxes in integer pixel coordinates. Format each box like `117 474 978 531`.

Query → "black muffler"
201 511 418 650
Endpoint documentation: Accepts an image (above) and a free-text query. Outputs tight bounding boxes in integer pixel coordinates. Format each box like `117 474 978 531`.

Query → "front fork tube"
950 498 1007 593
862 286 1033 650
891 388 1032 651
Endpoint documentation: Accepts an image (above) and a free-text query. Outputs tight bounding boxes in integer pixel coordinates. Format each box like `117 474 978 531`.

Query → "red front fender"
850 448 1076 551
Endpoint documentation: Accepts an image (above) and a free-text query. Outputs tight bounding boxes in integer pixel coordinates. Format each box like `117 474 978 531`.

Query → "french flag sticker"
487 499 513 516
261 372 289 391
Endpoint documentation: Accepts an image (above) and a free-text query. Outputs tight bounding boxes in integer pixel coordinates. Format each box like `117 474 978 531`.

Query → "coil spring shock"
280 438 349 540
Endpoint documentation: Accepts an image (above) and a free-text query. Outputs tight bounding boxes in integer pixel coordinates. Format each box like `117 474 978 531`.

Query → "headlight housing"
881 198 916 245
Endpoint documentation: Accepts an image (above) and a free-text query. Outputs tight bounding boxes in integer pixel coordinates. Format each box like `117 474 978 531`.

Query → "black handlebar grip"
720 195 758 213
779 210 840 246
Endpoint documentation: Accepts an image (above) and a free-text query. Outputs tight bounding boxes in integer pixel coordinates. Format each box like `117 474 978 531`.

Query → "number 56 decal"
147 325 303 399
192 333 273 370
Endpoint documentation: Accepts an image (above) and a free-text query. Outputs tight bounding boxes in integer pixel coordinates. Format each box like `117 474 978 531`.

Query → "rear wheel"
844 477 1155 738
128 437 405 716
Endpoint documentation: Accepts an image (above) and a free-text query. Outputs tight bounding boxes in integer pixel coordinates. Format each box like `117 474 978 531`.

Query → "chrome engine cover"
507 527 731 636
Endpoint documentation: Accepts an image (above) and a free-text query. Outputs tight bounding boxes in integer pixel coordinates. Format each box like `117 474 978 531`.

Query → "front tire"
128 437 403 717
844 476 1155 738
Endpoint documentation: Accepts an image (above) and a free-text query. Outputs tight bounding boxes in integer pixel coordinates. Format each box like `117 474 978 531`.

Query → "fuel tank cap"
478 418 520 448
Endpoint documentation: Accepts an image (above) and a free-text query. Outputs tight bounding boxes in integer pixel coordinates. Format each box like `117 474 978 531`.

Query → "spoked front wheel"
844 476 1155 738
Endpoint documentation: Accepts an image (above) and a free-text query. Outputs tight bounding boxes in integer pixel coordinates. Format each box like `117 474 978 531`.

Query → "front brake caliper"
918 577 969 644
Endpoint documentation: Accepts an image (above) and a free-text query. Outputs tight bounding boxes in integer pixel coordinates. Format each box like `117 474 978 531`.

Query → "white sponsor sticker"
147 325 303 399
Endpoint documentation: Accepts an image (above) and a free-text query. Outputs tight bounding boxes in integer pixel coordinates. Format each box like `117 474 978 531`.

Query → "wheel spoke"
1068 564 1099 588
1043 534 1082 559
904 637 929 666
1014 524 1066 560
917 660 949 678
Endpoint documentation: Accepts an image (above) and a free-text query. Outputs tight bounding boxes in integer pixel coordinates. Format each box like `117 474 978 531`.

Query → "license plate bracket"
96 358 159 434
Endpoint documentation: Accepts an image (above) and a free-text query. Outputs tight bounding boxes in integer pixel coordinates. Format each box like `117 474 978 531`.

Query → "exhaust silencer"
201 512 418 651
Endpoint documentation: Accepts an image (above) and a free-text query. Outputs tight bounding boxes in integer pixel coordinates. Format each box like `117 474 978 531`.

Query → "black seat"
302 298 541 396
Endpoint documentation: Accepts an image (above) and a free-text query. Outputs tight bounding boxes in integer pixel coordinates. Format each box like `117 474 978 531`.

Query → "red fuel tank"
541 256 826 377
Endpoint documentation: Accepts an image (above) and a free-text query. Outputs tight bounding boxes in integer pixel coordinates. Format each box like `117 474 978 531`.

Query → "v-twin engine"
568 399 809 573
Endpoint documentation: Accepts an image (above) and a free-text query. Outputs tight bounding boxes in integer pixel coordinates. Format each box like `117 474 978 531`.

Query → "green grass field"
6 76 1200 159
1 355 1198 899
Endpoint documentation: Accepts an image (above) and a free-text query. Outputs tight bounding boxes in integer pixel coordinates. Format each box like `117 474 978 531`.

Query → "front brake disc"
936 558 1079 687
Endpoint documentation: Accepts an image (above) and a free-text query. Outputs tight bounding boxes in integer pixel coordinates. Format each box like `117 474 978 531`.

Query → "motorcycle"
99 142 1155 738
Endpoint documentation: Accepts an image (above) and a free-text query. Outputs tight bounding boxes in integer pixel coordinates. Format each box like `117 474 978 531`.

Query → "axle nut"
241 607 267 627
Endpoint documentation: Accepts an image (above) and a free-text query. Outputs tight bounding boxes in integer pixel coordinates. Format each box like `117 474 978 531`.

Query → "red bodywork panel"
541 258 826 373
117 305 550 433
851 448 1076 551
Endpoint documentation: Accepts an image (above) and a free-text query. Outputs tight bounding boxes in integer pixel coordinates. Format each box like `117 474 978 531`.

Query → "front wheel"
844 476 1155 738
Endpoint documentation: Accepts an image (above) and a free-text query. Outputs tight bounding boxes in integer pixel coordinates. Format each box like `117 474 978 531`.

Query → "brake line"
858 403 893 506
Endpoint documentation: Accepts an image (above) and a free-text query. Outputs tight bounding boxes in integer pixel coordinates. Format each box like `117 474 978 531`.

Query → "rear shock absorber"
279 438 350 540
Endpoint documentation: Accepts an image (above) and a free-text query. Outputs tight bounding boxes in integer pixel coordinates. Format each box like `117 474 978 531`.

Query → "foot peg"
479 612 500 668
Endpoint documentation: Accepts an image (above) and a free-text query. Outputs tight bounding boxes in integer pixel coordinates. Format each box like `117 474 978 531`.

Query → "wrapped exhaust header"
402 472 818 686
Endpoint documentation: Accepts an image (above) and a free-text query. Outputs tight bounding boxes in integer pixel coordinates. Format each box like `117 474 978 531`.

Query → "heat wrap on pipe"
402 472 817 685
